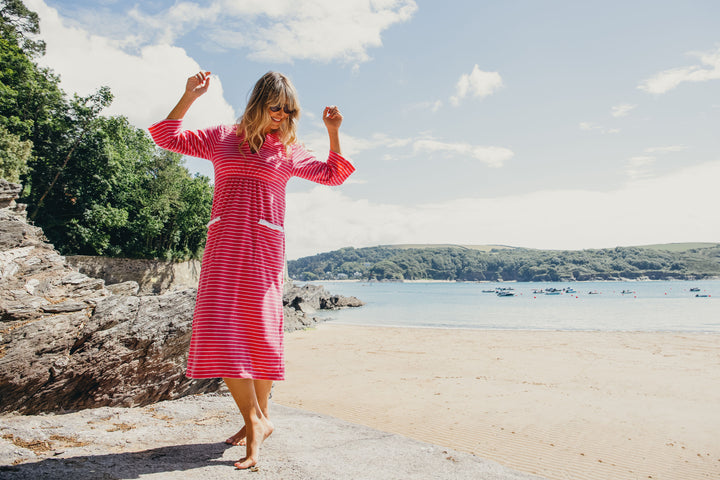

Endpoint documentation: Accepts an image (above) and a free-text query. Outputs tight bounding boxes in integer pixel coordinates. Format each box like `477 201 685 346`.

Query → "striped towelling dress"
148 119 355 380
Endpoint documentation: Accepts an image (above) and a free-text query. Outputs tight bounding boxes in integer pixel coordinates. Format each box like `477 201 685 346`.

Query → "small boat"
588 290 600 295
621 290 635 295
496 291 516 297
689 287 700 292
695 294 710 298
564 288 577 294
481 289 496 293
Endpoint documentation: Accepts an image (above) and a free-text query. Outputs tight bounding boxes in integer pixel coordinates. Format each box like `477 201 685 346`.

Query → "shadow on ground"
0 442 234 479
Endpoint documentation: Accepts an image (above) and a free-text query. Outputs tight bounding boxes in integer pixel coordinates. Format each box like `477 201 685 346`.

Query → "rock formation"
282 283 363 331
0 180 362 415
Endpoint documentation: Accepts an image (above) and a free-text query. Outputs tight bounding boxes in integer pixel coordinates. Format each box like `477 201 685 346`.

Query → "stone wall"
66 256 201 295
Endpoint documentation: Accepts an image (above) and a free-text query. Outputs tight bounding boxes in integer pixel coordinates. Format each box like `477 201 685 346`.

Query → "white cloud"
285 161 720 259
420 100 443 112
300 130 512 168
412 139 512 168
611 104 637 117
624 145 688 180
299 131 412 159
639 46 720 94
625 155 656 180
26 0 236 131
579 122 620 134
450 65 503 106
407 100 443 114
130 0 418 64
644 145 687 154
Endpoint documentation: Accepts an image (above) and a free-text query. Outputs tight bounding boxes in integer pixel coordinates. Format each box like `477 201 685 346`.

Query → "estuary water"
305 280 720 332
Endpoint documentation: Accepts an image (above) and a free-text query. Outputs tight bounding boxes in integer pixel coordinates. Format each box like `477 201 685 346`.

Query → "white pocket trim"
206 216 221 228
258 219 284 233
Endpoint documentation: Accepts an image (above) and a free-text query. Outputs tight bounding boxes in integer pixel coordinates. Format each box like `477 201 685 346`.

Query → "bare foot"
233 417 274 469
225 426 246 446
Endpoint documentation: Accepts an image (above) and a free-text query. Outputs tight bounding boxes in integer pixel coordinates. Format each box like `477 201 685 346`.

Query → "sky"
24 0 720 259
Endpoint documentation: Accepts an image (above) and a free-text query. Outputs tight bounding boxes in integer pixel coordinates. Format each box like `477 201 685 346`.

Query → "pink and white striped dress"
148 119 354 380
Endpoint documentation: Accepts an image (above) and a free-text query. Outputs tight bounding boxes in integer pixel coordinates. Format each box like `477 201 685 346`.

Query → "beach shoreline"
274 324 720 480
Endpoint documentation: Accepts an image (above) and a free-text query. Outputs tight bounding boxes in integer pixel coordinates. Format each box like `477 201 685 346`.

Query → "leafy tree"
33 114 212 260
0 124 30 181
0 0 45 56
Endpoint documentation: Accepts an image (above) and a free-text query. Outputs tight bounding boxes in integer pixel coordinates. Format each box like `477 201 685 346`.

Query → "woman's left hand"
323 105 343 132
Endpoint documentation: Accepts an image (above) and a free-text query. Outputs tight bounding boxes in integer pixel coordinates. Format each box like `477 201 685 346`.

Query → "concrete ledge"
0 393 548 480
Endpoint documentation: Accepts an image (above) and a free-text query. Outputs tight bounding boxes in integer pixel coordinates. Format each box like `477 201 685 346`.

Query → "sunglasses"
269 105 295 115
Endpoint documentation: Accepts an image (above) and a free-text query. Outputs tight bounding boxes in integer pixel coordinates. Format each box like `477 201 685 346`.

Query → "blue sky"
26 0 720 258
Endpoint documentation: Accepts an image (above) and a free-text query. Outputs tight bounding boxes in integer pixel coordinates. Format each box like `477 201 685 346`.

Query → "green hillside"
383 244 517 252
288 244 720 282
633 242 719 252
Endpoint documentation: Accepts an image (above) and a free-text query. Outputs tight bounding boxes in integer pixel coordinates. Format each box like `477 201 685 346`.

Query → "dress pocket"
256 219 285 275
258 219 284 233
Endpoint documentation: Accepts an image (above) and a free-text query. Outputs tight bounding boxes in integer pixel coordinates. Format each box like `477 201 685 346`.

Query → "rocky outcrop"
0 180 363 414
0 183 221 414
282 283 364 332
0 179 22 209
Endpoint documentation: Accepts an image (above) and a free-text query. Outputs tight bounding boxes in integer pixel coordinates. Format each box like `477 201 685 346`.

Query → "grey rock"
283 283 328 311
106 280 141 296
0 289 222 414
0 178 21 208
0 182 220 414
322 294 364 309
282 283 364 332
40 301 89 313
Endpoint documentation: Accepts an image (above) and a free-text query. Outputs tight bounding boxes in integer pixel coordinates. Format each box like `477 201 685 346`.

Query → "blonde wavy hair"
237 71 300 153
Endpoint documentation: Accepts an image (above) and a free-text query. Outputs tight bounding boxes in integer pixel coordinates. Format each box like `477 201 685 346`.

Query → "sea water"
304 280 720 332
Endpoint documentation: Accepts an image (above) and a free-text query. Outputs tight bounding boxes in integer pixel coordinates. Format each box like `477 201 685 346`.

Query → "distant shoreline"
300 277 720 284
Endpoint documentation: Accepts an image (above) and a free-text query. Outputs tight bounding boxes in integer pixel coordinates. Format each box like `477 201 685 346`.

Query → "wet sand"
273 324 720 480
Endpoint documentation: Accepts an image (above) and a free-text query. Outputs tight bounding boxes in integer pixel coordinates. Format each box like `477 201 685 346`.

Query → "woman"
149 71 354 469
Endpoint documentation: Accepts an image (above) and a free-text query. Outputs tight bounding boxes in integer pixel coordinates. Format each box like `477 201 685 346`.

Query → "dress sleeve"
290 143 355 186
147 119 222 160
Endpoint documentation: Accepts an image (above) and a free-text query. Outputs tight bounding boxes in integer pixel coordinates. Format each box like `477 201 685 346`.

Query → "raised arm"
323 105 343 155
291 104 354 184
148 71 219 160
167 71 212 119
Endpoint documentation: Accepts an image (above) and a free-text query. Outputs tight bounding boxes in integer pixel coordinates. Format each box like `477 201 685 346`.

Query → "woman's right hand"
166 71 211 119
186 71 211 97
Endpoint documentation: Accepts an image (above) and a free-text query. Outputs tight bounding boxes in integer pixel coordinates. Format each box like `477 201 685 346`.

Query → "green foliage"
288 245 720 282
0 0 45 57
1 1 213 260
27 115 213 260
0 124 30 181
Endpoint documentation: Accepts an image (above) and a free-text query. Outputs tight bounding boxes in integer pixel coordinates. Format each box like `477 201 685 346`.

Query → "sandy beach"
273 324 720 480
